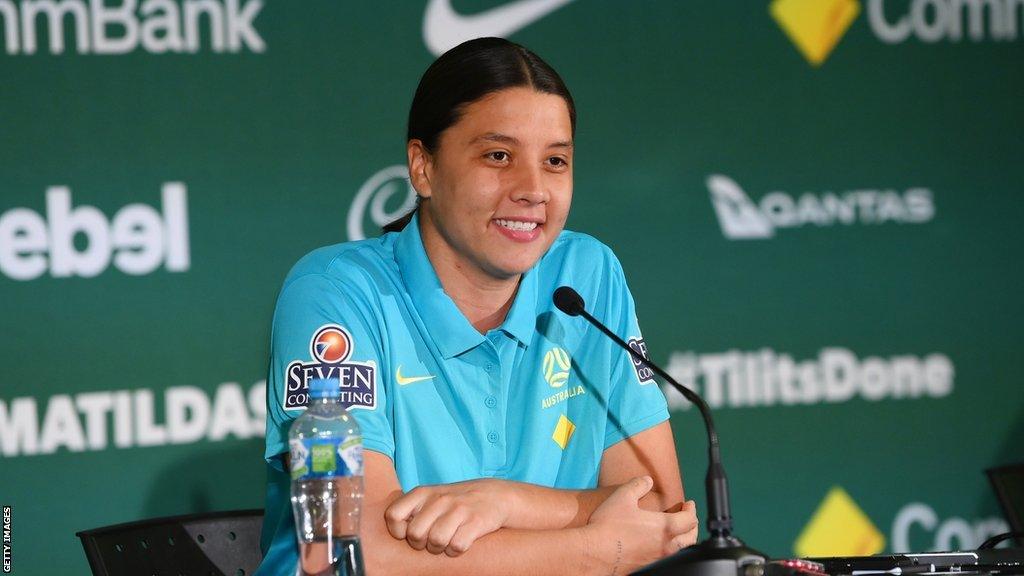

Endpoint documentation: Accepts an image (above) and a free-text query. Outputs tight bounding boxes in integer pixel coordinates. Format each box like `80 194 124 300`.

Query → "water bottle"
289 377 365 576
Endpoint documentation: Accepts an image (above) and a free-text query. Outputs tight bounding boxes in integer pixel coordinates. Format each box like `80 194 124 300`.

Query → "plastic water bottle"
289 377 365 576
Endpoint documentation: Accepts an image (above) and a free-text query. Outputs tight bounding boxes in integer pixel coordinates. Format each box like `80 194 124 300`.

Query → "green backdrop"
1 1 1022 573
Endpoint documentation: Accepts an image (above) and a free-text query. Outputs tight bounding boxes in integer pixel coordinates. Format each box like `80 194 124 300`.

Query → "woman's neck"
418 217 520 334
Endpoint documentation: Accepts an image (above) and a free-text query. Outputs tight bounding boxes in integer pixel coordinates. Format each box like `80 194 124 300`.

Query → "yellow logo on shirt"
552 414 576 449
395 365 435 386
543 347 572 388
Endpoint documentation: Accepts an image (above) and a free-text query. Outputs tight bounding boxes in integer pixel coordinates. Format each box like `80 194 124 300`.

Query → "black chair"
76 509 264 576
987 463 1024 547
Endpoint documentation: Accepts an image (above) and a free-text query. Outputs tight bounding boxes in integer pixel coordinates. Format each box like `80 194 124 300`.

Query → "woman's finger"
404 494 454 550
384 487 432 539
425 507 468 555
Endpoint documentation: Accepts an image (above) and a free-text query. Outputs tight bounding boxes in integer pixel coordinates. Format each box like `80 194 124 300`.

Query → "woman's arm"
356 448 697 575
384 421 695 555
599 421 685 513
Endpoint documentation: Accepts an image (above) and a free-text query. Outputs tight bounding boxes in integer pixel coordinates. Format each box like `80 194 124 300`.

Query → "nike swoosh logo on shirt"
396 365 436 386
422 0 576 56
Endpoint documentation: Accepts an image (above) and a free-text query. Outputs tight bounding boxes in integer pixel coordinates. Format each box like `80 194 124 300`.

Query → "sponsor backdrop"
1 0 1022 573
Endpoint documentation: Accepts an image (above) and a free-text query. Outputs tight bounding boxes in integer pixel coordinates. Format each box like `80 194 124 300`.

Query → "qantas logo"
707 174 935 240
422 0 576 56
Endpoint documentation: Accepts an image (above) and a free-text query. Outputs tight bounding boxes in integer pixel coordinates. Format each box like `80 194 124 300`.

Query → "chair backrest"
76 509 264 576
987 463 1024 539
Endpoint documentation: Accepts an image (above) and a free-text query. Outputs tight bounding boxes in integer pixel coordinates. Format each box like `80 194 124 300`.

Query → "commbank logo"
0 0 264 56
770 0 861 66
707 174 935 240
773 0 1024 65
422 0 575 56
794 487 885 556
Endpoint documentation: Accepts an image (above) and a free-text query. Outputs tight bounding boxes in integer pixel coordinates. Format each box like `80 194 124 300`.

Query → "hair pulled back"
383 37 575 233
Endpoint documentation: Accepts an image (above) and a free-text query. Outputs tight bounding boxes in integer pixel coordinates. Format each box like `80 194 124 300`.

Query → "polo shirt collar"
395 213 538 358
501 263 538 347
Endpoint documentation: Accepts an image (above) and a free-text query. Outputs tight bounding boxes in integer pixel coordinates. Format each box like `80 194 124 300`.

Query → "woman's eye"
486 151 509 162
547 156 568 167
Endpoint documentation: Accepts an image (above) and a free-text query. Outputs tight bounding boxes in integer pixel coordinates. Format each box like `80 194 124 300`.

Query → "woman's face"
411 87 573 282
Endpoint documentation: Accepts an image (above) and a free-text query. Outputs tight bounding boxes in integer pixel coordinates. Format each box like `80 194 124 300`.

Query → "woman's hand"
384 478 516 557
583 476 699 573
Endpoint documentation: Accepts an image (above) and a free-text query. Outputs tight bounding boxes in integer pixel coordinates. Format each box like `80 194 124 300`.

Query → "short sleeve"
264 273 394 471
601 254 669 450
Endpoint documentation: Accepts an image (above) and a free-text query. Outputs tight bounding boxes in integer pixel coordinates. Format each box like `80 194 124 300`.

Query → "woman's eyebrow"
470 132 519 145
470 133 574 149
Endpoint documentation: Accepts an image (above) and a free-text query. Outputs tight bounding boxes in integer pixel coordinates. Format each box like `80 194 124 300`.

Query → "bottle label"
289 435 363 480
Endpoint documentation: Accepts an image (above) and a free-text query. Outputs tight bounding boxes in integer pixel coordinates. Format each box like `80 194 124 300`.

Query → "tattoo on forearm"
609 539 623 576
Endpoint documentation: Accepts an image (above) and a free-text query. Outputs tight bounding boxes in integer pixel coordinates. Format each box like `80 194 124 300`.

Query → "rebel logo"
284 324 377 411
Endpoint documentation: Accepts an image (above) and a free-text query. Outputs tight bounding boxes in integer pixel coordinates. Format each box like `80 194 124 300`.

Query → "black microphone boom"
552 286 765 576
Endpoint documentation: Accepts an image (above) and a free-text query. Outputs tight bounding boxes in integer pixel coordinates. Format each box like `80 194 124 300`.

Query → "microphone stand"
553 287 767 576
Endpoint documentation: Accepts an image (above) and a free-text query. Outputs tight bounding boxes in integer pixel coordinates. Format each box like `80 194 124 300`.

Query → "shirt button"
487 432 499 444
485 363 494 372
485 396 497 408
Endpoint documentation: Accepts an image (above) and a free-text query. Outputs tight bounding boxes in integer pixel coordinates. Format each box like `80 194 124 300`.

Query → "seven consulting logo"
707 174 935 240
772 0 1024 66
283 324 377 411
628 337 655 384
312 325 352 364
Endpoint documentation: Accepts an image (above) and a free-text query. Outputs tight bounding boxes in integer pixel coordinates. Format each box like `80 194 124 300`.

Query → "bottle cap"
309 378 340 399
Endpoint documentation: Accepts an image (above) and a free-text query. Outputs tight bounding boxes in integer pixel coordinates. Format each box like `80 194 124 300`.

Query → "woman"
257 37 698 575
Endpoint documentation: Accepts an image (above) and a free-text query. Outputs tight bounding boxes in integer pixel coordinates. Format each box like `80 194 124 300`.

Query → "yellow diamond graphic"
551 414 576 449
770 0 860 66
794 486 885 557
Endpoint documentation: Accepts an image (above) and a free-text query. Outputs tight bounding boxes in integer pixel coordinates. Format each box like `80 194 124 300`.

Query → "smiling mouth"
494 219 539 232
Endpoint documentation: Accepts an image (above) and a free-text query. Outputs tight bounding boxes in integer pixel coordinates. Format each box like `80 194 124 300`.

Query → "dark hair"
383 37 576 233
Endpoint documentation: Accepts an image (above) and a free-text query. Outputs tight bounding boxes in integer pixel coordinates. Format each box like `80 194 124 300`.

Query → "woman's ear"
407 139 433 199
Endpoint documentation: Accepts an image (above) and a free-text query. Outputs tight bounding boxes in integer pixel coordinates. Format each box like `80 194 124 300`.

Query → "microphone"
552 286 766 576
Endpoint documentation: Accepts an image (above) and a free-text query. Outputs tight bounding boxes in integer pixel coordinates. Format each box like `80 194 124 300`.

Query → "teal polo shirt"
255 214 669 575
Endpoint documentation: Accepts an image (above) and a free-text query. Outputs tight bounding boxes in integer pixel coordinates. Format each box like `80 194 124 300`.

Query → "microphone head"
553 286 585 316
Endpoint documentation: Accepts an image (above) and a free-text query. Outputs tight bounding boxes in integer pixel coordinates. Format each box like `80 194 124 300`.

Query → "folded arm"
362 421 695 574
387 420 686 551
358 446 696 576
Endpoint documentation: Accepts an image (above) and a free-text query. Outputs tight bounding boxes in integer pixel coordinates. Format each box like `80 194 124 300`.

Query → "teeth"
495 219 538 232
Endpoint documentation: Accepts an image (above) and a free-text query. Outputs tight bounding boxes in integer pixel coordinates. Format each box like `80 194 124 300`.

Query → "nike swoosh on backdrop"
396 365 437 386
423 0 576 56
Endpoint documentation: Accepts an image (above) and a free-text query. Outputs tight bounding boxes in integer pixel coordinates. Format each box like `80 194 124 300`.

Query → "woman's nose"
510 163 549 204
